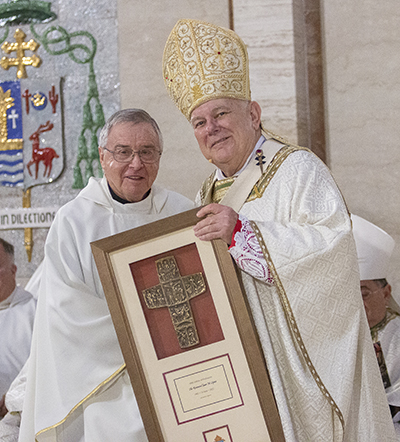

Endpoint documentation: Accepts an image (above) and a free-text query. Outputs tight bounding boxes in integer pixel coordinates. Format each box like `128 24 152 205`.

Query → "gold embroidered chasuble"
200 143 301 206
197 137 396 441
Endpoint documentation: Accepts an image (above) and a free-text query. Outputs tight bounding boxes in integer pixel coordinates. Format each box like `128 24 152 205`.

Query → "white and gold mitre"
163 19 251 120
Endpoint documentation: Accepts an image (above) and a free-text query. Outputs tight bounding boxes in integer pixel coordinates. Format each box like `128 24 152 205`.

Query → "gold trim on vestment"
200 128 351 216
35 364 126 441
250 221 345 431
253 143 344 429
200 140 307 205
200 140 346 432
248 144 301 201
199 170 216 205
211 176 235 203
371 308 400 342
262 127 352 216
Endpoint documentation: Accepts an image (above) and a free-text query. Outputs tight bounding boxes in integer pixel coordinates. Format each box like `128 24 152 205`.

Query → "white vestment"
371 309 400 438
0 286 36 398
0 263 41 442
197 135 396 441
18 177 194 442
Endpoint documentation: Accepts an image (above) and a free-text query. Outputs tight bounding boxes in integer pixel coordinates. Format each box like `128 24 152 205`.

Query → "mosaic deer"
26 121 59 179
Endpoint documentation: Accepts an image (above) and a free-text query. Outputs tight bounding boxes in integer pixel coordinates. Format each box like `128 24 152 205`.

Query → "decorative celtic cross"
142 256 206 349
0 29 41 79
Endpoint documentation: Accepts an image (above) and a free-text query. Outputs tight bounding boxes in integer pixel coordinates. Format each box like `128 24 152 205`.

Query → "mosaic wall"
0 0 120 284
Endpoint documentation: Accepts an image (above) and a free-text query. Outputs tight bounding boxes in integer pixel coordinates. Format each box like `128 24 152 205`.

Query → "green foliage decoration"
0 0 56 27
0 23 9 45
30 23 105 188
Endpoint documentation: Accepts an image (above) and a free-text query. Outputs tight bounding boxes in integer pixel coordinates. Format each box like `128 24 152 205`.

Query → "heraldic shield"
0 79 63 190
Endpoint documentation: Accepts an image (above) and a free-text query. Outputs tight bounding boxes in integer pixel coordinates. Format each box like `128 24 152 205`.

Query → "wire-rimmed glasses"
103 147 161 163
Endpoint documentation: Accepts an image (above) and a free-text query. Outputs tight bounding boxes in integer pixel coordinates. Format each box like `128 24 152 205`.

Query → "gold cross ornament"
142 256 206 349
1 29 41 79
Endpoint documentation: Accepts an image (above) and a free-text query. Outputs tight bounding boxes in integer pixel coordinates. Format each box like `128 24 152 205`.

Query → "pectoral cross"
142 256 206 349
1 29 41 79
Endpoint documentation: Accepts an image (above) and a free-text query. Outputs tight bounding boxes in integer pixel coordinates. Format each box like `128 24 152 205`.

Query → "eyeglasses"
361 288 381 298
103 147 161 164
361 283 387 299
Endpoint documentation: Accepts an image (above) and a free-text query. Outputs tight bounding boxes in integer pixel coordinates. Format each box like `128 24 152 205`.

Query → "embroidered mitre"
162 19 251 120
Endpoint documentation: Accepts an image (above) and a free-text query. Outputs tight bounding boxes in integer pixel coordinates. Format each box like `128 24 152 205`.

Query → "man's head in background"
352 214 396 327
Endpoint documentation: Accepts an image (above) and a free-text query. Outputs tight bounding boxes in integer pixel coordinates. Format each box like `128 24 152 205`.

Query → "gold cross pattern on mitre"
142 256 206 349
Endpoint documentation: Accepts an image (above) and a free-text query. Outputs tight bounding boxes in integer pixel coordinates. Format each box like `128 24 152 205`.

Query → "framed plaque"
91 208 284 442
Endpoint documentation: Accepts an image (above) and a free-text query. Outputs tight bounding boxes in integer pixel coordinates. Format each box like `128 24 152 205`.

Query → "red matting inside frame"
129 243 225 359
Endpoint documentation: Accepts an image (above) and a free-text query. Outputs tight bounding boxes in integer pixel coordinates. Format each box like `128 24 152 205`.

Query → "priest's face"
190 98 262 177
0 243 17 303
361 279 391 328
99 122 161 202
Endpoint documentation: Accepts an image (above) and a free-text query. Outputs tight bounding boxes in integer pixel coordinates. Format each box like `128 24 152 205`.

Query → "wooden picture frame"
91 208 284 442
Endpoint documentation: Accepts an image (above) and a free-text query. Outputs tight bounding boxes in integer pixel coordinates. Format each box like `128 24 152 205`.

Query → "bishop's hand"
194 203 238 245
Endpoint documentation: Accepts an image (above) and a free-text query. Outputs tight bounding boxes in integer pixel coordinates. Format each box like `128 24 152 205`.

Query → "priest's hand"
194 203 238 245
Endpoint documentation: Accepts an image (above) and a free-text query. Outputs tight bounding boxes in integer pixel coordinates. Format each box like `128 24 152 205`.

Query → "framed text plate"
91 208 284 442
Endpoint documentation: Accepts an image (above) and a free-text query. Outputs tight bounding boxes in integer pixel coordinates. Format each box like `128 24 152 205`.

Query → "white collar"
79 177 168 215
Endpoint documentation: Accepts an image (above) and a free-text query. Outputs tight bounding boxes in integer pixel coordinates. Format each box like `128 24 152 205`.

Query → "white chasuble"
197 137 397 442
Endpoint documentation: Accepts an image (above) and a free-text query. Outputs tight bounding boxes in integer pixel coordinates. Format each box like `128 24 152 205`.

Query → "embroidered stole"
199 134 347 431
201 134 305 210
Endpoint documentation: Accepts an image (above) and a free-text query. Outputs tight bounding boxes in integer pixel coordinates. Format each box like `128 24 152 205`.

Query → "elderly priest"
19 109 193 442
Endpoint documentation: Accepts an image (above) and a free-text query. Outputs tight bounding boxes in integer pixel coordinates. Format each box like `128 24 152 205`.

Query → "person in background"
162 18 396 441
0 260 42 442
0 238 36 406
352 214 400 438
18 109 194 442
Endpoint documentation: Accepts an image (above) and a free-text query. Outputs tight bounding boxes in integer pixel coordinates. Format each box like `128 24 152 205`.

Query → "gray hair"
373 278 388 288
0 237 15 262
99 108 163 152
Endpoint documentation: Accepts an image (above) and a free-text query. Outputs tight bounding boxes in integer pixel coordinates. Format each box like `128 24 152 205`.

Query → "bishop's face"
190 98 262 177
99 122 161 202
